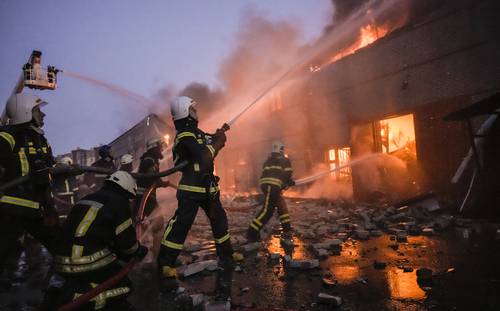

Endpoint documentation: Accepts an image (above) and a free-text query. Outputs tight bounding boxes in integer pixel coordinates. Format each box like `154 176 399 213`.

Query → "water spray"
294 153 382 186
61 70 158 108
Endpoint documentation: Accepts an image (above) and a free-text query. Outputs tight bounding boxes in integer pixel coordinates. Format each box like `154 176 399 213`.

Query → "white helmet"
171 96 196 121
5 93 47 125
120 153 134 165
146 138 163 151
272 140 285 154
60 156 73 165
105 171 137 196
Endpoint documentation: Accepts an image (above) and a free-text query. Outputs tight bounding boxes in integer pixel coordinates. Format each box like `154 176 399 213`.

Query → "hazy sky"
0 0 331 154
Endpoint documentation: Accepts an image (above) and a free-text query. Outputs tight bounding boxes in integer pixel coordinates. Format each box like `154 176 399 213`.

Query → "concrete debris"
422 228 434 235
241 242 262 252
184 242 203 253
312 239 342 250
192 249 213 261
284 255 319 269
180 260 218 277
317 293 342 306
355 230 370 240
315 248 329 257
370 230 383 237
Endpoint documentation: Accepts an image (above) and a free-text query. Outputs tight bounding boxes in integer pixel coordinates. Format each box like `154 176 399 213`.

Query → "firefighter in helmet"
40 171 148 310
0 93 59 290
157 96 243 293
132 138 169 220
119 154 134 173
52 156 79 219
84 145 116 191
246 140 295 242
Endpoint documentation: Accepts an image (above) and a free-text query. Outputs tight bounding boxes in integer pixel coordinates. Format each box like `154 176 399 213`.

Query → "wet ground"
1 197 500 310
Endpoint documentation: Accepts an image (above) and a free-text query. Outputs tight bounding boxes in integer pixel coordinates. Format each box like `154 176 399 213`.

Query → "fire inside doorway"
351 113 420 202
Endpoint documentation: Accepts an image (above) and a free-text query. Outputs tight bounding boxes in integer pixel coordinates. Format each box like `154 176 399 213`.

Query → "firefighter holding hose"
246 140 295 243
40 171 148 310
0 93 59 291
157 96 243 293
132 138 170 220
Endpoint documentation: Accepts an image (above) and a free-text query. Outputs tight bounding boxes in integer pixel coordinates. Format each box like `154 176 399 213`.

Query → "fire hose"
55 164 184 311
0 161 188 196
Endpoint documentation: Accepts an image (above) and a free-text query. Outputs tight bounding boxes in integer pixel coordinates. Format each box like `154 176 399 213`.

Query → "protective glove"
134 244 148 260
289 180 296 187
211 128 227 151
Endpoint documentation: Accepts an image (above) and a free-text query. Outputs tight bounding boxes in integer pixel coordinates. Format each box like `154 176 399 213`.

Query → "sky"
0 0 331 155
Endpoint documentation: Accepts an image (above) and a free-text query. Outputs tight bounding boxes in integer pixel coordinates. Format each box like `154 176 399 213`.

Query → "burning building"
216 0 500 203
107 113 173 168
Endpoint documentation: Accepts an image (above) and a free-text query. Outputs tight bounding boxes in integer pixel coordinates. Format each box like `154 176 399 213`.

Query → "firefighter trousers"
247 185 291 240
157 193 233 268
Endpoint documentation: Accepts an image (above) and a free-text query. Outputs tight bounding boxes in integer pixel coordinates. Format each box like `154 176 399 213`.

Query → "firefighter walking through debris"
0 93 59 290
40 171 148 310
157 96 243 293
247 140 295 242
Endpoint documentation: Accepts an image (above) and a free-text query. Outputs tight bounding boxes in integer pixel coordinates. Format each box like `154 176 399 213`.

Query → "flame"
330 24 389 63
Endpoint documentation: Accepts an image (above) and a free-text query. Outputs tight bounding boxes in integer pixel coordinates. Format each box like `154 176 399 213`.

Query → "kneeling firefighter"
247 140 295 242
157 96 243 293
40 171 148 310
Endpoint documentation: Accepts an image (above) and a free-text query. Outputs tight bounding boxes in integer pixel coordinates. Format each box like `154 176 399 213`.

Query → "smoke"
179 82 224 117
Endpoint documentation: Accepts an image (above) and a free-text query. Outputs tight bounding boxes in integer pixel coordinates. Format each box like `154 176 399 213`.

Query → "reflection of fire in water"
266 235 309 260
386 268 426 300
328 241 362 284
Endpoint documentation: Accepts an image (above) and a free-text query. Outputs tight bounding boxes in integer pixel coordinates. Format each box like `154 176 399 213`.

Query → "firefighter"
52 156 80 219
119 154 134 173
85 145 116 191
0 93 59 290
157 96 243 293
132 138 170 220
40 171 148 310
246 140 295 243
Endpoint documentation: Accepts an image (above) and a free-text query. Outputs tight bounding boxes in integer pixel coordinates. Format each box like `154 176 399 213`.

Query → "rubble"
355 230 370 240
283 255 319 269
317 293 342 306
179 260 219 277
241 242 262 253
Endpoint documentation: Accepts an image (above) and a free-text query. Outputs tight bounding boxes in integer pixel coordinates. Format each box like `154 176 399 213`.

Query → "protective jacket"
259 153 293 190
0 124 55 218
172 121 223 199
52 171 79 216
54 183 139 277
